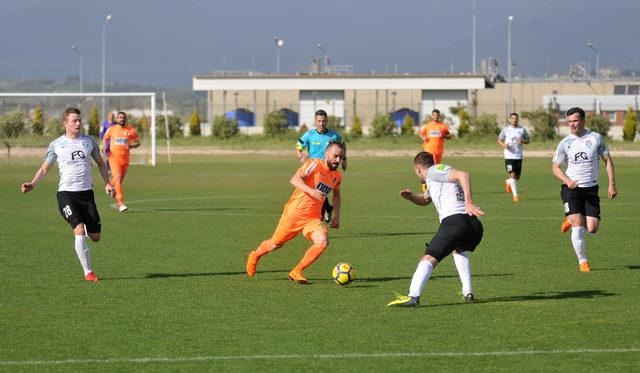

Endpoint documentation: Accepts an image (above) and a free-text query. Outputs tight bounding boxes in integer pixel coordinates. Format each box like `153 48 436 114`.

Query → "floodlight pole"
472 0 477 74
587 42 600 78
274 37 283 74
101 14 112 123
507 15 513 115
71 45 84 92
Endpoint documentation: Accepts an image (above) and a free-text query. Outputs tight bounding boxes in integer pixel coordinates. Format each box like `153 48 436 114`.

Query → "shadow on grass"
362 272 514 283
103 269 287 280
334 231 434 239
426 289 616 308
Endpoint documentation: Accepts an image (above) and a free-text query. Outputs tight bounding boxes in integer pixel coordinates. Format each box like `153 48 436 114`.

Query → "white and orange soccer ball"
332 262 356 286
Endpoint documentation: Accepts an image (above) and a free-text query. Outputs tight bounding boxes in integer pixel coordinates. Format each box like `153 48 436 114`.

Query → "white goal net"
0 92 157 166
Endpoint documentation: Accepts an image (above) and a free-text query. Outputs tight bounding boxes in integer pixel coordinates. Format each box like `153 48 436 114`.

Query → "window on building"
605 112 616 121
628 85 639 95
614 85 626 95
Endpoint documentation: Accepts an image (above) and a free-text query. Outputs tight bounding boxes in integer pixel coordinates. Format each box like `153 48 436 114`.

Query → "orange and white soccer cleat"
561 218 571 233
84 271 99 282
505 180 512 193
579 261 591 272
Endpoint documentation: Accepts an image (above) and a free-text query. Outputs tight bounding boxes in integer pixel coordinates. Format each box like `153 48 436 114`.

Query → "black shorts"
425 214 483 262
505 159 522 175
56 190 102 233
561 185 600 219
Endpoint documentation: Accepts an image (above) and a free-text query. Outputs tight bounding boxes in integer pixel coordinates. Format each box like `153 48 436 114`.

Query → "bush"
522 108 558 140
263 111 291 137
400 114 416 136
622 107 638 142
297 123 309 136
586 114 610 137
350 116 363 138
469 113 499 137
0 110 28 138
370 113 396 138
45 117 63 137
32 105 44 135
450 105 470 138
189 110 201 136
157 115 184 138
212 115 238 139
87 105 100 136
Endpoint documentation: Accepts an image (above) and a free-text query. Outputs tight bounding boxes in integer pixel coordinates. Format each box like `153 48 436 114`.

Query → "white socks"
408 260 433 297
74 235 92 275
507 178 518 196
453 251 473 296
571 227 587 263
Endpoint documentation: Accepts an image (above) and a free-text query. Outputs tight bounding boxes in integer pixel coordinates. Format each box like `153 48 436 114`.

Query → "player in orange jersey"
102 112 140 212
246 141 345 284
419 109 451 164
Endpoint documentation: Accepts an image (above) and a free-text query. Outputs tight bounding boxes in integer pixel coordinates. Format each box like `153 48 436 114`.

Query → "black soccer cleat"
322 201 333 224
464 293 476 303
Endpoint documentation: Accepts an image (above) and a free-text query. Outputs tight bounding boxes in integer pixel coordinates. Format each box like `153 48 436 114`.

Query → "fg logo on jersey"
71 150 86 160
574 152 588 162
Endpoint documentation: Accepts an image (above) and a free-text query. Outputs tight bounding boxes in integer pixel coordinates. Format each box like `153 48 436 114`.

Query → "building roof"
193 74 493 91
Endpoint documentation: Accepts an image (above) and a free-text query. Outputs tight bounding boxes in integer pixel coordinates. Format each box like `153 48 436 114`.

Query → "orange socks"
255 240 276 258
294 243 328 272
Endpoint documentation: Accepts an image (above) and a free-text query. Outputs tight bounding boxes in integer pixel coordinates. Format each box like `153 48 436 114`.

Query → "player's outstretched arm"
399 189 430 206
448 168 485 216
602 154 617 200
91 149 115 198
20 161 51 193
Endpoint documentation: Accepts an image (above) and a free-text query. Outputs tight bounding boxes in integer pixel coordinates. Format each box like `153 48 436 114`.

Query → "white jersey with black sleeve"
498 125 529 159
552 130 609 188
45 135 101 192
423 164 467 222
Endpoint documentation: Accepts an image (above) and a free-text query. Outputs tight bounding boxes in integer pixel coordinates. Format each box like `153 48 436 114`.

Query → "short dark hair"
566 107 585 120
62 107 81 122
117 111 127 117
315 109 328 117
509 112 519 118
431 109 440 115
414 151 434 168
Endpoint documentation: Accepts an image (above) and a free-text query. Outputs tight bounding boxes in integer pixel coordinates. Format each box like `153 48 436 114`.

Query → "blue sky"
0 0 638 86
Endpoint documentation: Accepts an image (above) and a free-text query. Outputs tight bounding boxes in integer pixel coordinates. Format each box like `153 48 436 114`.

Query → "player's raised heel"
84 271 99 282
579 261 591 272
513 195 519 203
246 250 259 277
560 218 571 233
288 269 308 284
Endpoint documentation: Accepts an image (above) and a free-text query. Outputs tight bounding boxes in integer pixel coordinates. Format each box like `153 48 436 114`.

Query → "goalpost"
0 92 157 166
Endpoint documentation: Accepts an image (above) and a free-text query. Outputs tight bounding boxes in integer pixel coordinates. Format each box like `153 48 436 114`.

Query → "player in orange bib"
102 112 140 212
246 141 345 284
419 109 451 164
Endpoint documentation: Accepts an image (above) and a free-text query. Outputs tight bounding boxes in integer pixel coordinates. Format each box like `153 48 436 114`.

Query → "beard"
328 161 340 170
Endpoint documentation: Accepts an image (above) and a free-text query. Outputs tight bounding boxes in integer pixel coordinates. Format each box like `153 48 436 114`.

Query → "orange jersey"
103 125 139 162
420 121 450 155
283 159 342 219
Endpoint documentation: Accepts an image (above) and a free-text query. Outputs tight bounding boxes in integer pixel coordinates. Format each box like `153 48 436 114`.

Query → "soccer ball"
332 262 356 286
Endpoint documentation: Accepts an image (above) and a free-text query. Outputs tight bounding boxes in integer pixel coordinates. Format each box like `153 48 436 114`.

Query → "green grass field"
1 154 639 372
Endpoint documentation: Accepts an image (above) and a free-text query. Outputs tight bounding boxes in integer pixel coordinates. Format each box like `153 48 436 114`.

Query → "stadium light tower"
472 0 477 74
586 42 600 78
101 14 112 122
274 37 284 74
507 15 513 115
71 45 84 93
317 44 331 74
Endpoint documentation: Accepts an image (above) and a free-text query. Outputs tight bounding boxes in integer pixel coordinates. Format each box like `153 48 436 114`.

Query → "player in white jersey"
498 113 529 202
388 152 485 307
20 108 115 282
552 107 617 272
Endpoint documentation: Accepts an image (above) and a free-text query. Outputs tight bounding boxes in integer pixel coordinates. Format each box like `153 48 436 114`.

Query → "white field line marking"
2 348 639 366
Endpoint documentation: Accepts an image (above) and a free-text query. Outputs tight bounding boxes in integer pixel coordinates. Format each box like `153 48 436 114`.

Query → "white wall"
299 90 345 127
421 90 468 128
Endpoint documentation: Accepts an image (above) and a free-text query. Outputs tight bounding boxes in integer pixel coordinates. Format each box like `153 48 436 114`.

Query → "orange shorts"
271 212 327 246
109 159 130 178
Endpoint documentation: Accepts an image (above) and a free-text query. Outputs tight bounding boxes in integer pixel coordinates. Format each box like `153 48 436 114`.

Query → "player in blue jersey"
296 109 346 223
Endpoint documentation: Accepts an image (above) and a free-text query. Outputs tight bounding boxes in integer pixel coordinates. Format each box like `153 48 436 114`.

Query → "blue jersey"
296 129 343 159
